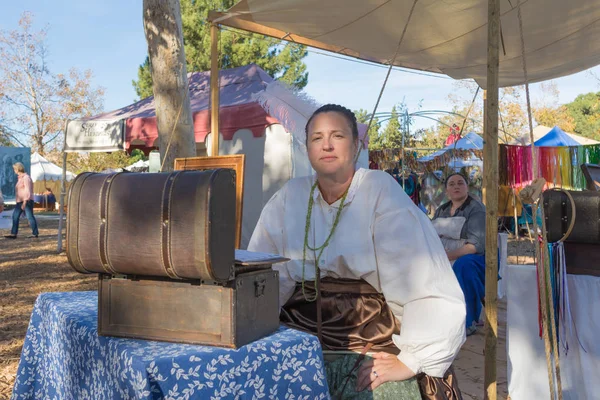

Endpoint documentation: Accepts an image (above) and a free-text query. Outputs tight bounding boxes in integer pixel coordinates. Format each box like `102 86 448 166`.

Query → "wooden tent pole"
57 120 69 254
512 188 519 238
484 0 500 397
210 23 220 156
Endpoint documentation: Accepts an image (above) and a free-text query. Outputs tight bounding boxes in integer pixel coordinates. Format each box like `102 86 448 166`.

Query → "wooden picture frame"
174 155 245 248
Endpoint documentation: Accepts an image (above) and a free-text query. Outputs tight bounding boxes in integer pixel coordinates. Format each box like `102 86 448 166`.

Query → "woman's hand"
356 352 416 392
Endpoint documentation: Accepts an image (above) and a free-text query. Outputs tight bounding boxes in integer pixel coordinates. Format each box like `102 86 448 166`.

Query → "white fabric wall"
507 264 600 399
206 124 300 249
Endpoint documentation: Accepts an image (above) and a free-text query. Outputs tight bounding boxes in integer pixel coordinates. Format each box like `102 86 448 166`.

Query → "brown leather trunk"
98 268 280 347
67 170 236 283
67 170 280 347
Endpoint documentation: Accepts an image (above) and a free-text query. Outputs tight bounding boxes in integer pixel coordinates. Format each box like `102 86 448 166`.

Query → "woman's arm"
446 243 477 261
247 187 296 308
357 177 466 388
464 208 486 254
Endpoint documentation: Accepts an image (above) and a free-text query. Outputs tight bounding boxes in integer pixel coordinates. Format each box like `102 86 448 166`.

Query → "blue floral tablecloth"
11 291 330 400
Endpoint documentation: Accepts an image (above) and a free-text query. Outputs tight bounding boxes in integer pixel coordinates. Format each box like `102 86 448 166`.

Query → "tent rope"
159 101 184 172
448 86 480 171
354 0 419 164
517 0 563 398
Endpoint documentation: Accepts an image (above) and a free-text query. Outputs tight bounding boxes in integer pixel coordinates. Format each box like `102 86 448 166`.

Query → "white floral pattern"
11 292 330 400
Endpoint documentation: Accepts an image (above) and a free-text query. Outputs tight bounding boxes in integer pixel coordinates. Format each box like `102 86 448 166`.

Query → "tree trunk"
36 135 45 156
143 0 195 171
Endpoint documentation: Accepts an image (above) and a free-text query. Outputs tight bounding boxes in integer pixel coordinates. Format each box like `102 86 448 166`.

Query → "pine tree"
381 106 403 149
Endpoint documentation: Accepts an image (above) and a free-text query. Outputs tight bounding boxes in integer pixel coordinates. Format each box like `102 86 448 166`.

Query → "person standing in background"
4 162 38 239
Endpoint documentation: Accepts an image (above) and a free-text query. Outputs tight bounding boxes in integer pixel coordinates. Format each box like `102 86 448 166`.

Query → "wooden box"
98 268 279 347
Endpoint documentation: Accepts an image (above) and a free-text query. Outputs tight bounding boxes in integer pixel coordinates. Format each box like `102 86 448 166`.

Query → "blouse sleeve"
464 207 486 254
372 176 466 378
247 186 297 308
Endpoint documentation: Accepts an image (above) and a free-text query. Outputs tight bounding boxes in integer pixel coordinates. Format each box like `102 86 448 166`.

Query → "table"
506 264 600 400
12 291 330 400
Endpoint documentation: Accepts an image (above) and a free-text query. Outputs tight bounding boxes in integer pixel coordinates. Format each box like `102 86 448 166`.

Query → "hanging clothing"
248 168 466 378
396 173 421 206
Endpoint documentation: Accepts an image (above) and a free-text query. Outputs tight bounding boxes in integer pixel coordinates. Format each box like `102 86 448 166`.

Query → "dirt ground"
0 216 96 399
0 216 533 399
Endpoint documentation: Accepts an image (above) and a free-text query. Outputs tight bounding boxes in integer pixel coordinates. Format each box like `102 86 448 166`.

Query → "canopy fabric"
510 125 600 145
30 152 75 183
418 132 483 162
87 64 367 150
533 126 581 147
89 64 277 149
210 0 600 88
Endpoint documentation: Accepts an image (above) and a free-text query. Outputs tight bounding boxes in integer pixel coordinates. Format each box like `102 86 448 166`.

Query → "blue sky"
3 0 600 131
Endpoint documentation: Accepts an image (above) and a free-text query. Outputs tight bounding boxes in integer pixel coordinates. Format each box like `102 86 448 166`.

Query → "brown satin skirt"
281 278 463 400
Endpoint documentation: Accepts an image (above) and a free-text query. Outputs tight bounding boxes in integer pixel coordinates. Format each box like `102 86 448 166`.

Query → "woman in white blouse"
248 105 466 399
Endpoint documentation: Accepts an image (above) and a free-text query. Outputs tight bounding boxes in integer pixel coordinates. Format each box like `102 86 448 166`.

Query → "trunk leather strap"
161 171 183 279
99 173 122 274
66 172 93 273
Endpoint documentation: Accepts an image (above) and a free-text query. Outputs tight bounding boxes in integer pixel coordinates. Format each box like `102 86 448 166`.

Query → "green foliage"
65 150 147 175
132 57 154 101
133 0 309 99
381 106 403 148
414 127 446 152
565 92 600 140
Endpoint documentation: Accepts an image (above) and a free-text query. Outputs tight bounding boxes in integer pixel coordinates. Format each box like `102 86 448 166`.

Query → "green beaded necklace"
301 180 350 301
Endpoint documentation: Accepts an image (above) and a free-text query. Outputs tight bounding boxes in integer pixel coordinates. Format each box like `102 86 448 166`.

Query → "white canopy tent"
418 132 484 170
124 159 150 172
209 0 600 88
30 152 76 196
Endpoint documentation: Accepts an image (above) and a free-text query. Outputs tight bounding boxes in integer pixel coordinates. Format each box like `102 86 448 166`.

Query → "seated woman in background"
431 173 486 336
43 188 57 204
249 104 466 399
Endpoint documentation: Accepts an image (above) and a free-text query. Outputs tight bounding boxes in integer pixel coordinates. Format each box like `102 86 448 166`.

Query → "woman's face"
13 167 18 175
306 112 357 178
446 174 469 202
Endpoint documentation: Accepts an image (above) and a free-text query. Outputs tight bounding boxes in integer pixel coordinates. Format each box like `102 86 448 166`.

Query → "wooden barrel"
67 169 236 283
